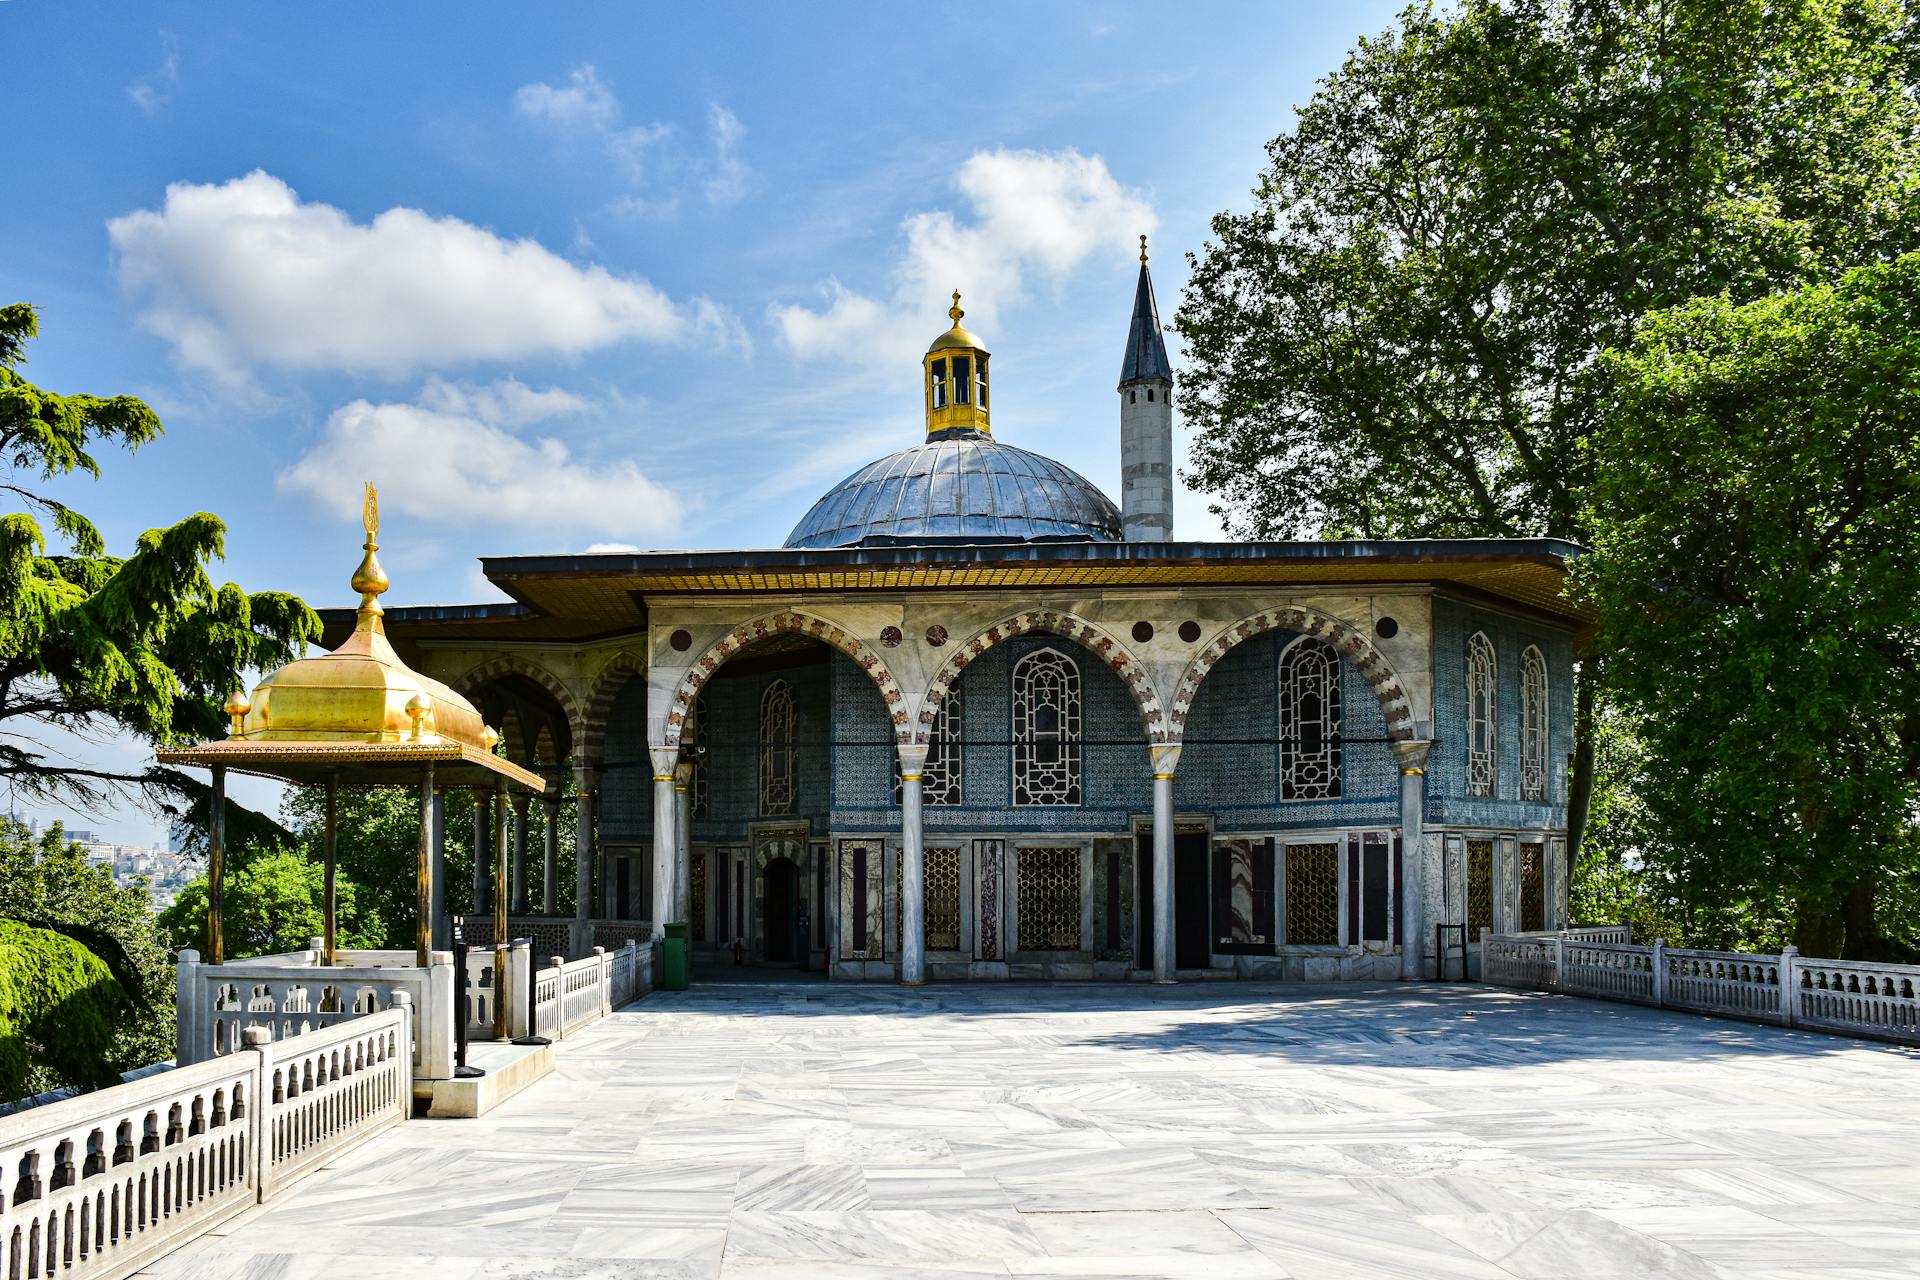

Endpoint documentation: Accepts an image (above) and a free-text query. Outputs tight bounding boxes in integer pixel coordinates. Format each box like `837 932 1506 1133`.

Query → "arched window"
1467 632 1497 797
1520 645 1548 802
1012 648 1081 806
759 679 795 815
686 693 710 817
1279 637 1342 801
894 680 962 806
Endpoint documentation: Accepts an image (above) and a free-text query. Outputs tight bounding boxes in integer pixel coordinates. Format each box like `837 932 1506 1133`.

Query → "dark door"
1136 829 1214 970
1174 832 1210 969
764 857 799 962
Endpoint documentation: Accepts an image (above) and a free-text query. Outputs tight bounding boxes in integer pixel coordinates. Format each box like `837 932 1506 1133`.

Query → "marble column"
430 790 448 950
573 767 596 929
510 794 530 914
1393 739 1433 981
673 761 694 925
541 795 560 915
898 742 929 986
650 746 678 939
1149 743 1181 984
471 790 491 914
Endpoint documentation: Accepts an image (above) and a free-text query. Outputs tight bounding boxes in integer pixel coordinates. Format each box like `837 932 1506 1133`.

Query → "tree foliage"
1177 0 1920 542
0 919 125 1101
159 846 380 960
0 817 171 1080
1580 253 1920 958
0 303 320 814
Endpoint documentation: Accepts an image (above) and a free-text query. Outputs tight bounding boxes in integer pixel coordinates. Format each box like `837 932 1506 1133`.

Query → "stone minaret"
1118 235 1174 541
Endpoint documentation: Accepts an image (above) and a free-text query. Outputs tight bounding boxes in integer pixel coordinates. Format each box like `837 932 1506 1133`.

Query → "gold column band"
1152 772 1177 781
652 774 674 782
900 772 923 782
1401 767 1426 776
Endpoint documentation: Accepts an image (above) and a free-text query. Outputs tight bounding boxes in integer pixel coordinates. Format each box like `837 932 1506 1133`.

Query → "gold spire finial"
1139 234 1148 264
949 290 964 325
350 481 390 629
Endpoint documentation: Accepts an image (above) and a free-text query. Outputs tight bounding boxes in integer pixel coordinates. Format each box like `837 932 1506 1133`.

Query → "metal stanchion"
450 916 486 1078
1435 922 1468 982
513 935 550 1046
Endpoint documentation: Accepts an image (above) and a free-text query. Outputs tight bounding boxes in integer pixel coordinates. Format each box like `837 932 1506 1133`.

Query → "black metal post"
450 915 485 1078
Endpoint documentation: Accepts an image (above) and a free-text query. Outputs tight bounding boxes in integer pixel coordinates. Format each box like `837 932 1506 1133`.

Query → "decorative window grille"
897 847 964 952
1279 638 1343 801
759 679 796 816
1284 843 1340 945
1016 846 1082 950
686 693 710 817
1467 632 1498 798
690 851 707 942
1466 840 1494 934
1520 842 1545 932
1012 649 1081 806
893 681 962 806
1520 646 1547 802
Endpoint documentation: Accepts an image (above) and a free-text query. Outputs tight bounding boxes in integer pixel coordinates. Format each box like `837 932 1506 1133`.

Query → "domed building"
337 246 1585 985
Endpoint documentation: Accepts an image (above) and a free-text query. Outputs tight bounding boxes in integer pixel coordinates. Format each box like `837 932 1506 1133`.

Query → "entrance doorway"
764 856 800 963
1136 827 1212 970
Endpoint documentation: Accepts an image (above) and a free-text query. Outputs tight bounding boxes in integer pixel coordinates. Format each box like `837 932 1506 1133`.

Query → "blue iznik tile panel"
597 676 653 842
1428 596 1575 829
689 658 833 842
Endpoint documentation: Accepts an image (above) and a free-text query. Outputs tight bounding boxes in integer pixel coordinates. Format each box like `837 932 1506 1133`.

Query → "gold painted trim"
900 772 923 782
1401 766 1426 776
1152 772 1177 780
652 773 674 782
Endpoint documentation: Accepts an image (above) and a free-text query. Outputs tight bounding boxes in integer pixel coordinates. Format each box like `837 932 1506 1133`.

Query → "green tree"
0 919 126 1100
0 302 319 813
159 846 379 959
1580 253 1920 959
1175 0 1920 854
0 816 172 1077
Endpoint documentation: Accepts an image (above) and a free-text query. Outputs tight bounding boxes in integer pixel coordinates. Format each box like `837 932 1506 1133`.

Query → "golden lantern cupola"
923 291 991 439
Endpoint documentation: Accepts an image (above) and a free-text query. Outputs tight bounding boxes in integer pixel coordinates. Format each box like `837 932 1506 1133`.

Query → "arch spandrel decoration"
916 609 1164 744
1171 606 1416 744
662 610 909 749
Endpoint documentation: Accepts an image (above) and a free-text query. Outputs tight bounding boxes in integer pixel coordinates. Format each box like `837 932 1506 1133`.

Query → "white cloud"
514 66 750 211
278 397 682 538
127 31 178 115
416 376 590 427
772 148 1154 367
108 170 735 379
584 542 641 554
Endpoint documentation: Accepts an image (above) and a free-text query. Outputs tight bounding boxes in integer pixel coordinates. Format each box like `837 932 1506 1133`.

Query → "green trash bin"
661 921 690 991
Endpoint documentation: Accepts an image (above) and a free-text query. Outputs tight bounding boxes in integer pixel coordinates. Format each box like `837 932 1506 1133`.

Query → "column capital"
1392 738 1433 774
573 762 602 790
672 760 695 788
1148 742 1182 779
648 746 678 780
895 741 930 778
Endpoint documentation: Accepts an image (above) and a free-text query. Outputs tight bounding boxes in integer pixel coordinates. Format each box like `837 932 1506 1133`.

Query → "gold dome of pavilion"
226 484 491 752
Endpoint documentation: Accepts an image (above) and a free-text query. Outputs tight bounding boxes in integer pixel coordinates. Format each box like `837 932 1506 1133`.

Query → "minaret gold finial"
223 689 251 737
1139 234 1148 264
949 290 964 325
350 481 390 630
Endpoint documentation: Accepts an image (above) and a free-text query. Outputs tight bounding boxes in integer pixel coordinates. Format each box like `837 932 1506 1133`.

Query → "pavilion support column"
207 765 227 965
471 790 491 916
649 748 678 938
1150 743 1182 984
511 795 531 914
415 763 435 967
493 780 510 1040
897 743 930 986
430 790 448 951
573 767 597 942
1394 740 1433 981
542 795 560 915
673 762 694 925
322 774 339 966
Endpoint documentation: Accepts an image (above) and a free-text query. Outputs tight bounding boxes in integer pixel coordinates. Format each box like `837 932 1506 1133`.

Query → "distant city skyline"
4 2 1406 842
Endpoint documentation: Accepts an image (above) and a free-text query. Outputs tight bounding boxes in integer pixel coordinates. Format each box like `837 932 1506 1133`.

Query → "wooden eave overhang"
155 740 546 791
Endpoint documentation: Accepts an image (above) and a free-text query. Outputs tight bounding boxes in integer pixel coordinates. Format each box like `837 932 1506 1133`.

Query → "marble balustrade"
0 1007 409 1280
1484 929 1920 1047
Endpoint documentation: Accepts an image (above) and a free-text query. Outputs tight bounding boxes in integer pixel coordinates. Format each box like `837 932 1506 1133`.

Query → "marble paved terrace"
145 981 1920 1279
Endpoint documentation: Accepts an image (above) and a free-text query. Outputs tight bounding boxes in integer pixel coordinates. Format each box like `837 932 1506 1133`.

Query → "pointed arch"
662 610 908 748
577 649 647 761
449 654 580 763
1171 606 1416 743
916 610 1163 744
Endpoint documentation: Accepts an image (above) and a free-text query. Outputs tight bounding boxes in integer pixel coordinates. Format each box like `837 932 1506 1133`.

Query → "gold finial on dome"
481 725 500 754
223 690 251 736
1140 233 1148 264
404 692 431 741
949 290 964 325
924 290 991 438
350 481 389 631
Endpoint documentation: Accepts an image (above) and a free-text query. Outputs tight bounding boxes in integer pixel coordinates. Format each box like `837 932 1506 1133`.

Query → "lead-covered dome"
785 429 1123 548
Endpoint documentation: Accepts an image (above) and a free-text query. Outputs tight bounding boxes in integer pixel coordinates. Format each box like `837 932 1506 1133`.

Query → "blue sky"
5 1 1405 842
